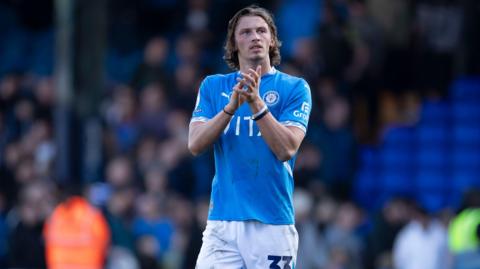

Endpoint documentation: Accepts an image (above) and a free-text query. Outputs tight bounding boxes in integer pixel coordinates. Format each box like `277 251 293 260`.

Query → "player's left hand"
236 65 261 103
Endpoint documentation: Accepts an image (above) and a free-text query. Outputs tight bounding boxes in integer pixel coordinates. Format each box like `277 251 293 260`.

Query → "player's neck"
239 60 271 76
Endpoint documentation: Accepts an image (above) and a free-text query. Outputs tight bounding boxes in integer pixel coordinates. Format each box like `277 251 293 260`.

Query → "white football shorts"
195 220 298 269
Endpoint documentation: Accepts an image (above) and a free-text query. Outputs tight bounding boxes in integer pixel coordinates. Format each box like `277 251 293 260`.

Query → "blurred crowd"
1 0 480 268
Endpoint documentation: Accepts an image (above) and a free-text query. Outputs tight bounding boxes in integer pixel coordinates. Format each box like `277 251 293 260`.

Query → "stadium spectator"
317 0 353 81
103 85 140 154
170 63 201 112
103 185 137 253
181 197 209 269
132 193 175 264
174 34 203 68
453 224 480 269
413 0 462 96
294 141 322 189
163 195 194 268
105 246 140 269
130 36 171 92
9 181 55 269
138 82 170 139
324 201 365 269
287 37 321 84
133 135 159 176
32 76 55 121
295 190 331 269
44 183 110 269
367 0 413 92
308 94 357 200
393 202 450 269
143 165 169 198
365 197 411 269
448 189 480 254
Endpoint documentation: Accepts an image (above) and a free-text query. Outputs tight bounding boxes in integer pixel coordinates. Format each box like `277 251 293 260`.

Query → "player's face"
234 15 273 63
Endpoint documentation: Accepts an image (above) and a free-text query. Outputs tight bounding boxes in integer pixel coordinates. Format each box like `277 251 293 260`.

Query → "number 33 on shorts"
268 255 293 269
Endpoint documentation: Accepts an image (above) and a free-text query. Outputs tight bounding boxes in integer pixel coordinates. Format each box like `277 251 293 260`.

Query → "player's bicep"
188 120 209 139
188 120 209 155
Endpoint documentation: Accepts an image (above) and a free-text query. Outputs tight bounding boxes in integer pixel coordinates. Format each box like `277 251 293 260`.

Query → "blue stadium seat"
452 103 480 122
415 170 449 191
353 190 380 212
381 128 416 170
416 124 451 145
452 147 480 168
382 127 416 148
353 169 380 210
379 170 414 195
355 168 378 192
451 77 480 101
416 191 449 213
359 146 379 169
451 170 480 192
380 148 415 170
453 125 480 145
419 100 451 123
417 147 450 168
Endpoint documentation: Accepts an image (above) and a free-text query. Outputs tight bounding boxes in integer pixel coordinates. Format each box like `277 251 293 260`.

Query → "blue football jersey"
191 68 312 225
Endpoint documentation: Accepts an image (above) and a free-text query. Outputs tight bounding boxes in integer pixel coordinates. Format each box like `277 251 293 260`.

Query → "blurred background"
1 0 480 268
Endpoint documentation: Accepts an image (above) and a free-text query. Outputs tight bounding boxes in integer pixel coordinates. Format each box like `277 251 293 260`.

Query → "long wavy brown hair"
223 5 282 70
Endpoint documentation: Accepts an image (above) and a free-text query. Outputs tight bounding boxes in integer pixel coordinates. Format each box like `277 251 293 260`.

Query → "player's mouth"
249 44 263 51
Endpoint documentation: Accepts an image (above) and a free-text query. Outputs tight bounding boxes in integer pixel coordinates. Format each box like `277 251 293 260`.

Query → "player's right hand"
225 81 246 113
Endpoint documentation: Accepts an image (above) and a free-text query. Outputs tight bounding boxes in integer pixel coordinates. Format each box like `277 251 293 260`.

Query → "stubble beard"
249 53 265 67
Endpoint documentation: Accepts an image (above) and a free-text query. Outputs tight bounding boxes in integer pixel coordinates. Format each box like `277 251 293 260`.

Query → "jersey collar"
237 66 277 77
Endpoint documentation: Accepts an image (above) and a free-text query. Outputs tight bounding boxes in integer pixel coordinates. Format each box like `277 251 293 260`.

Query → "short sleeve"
278 79 312 133
191 78 215 123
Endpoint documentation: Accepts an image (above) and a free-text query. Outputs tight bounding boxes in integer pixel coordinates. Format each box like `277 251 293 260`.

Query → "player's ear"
269 41 275 51
269 37 275 48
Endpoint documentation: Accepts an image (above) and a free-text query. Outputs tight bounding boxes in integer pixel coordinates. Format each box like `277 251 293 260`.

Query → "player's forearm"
256 114 302 161
188 112 232 156
248 98 303 161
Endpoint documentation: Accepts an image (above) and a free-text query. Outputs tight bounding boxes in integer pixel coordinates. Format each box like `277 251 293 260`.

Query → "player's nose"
251 31 261 41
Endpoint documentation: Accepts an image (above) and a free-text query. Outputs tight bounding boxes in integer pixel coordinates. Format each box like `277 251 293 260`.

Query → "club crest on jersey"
263 90 279 106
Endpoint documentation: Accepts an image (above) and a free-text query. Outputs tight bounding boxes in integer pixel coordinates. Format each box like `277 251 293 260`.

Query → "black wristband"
252 107 269 121
223 107 234 116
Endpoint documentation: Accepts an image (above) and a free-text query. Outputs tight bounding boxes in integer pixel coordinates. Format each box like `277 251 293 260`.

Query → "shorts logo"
263 90 279 106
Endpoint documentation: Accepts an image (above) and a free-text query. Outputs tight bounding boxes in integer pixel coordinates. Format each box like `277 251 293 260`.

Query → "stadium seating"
355 77 480 212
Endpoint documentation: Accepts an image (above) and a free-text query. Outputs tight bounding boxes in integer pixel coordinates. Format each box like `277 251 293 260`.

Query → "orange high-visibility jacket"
44 196 110 269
